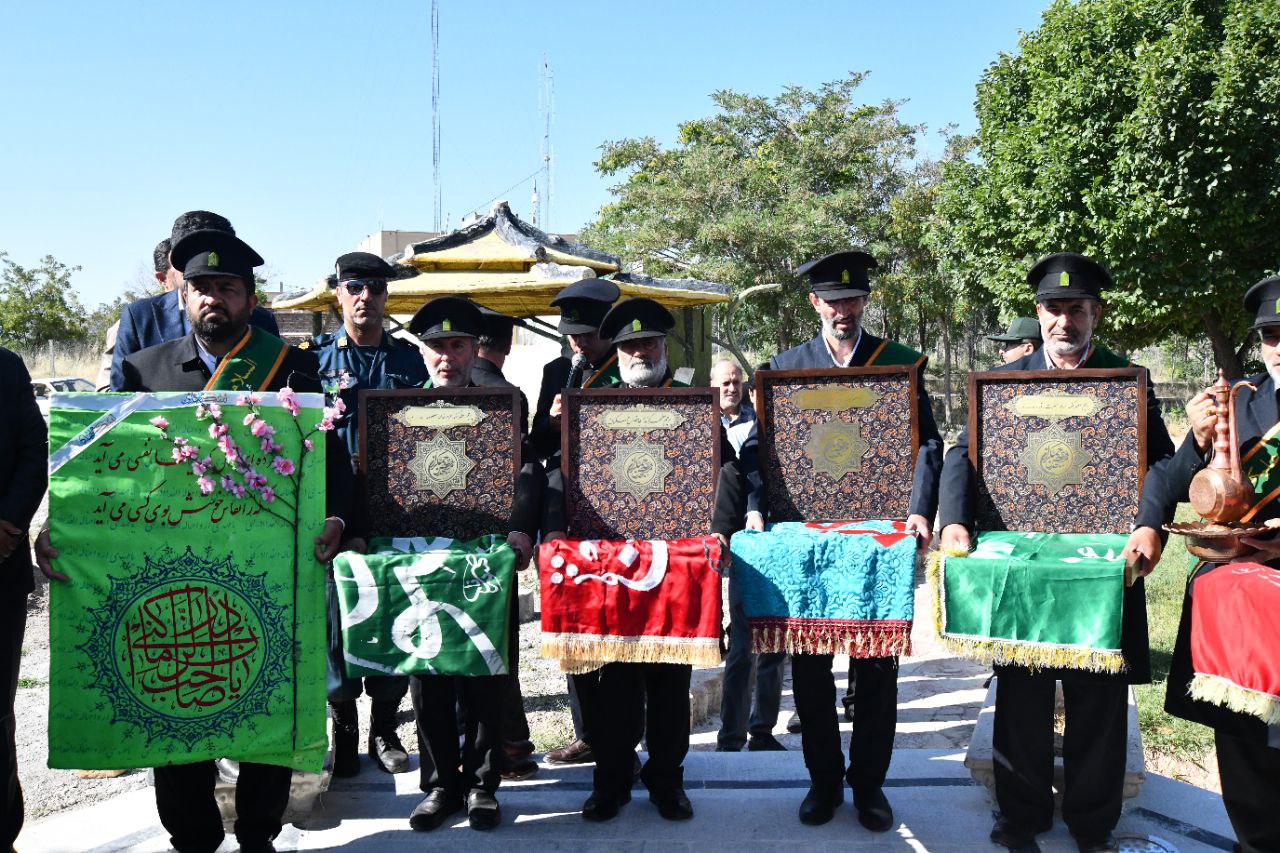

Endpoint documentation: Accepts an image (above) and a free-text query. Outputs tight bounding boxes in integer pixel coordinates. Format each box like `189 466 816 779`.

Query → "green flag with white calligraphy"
332 536 515 677
46 391 329 772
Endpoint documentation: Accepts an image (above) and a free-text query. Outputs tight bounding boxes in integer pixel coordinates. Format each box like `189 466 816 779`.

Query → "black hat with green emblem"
599 297 675 343
1243 275 1280 331
550 278 621 334
170 229 264 284
796 250 878 300
1027 252 1112 302
408 296 484 340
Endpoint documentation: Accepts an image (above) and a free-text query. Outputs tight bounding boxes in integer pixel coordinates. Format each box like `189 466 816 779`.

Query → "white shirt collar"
194 336 218 375
1042 343 1093 370
823 327 862 368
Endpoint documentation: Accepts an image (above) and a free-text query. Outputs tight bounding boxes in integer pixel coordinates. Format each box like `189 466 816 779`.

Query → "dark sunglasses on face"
340 279 388 295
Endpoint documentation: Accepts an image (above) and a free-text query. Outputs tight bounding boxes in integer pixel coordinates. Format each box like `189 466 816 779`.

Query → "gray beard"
1268 364 1280 387
620 353 668 387
1044 332 1091 364
821 315 860 341
428 365 471 387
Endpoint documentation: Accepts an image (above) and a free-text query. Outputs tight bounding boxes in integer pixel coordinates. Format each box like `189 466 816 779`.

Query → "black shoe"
650 788 694 821
500 758 539 781
786 712 802 734
582 789 630 822
990 815 1043 852
842 702 855 723
1072 832 1118 853
368 700 410 774
714 744 741 752
852 786 893 832
467 788 501 831
409 788 463 831
329 700 360 778
237 842 276 853
798 782 843 825
747 733 786 751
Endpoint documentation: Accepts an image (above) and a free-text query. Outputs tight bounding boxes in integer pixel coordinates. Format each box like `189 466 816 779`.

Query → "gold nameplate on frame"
793 387 883 413
1006 393 1100 495
393 403 488 430
409 434 476 498
607 438 673 498
1003 393 1103 422
596 405 686 434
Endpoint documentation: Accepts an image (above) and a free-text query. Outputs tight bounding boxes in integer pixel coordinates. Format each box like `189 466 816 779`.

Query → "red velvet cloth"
1191 562 1280 710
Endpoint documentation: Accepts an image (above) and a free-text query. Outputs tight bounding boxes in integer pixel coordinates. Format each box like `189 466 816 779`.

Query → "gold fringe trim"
929 550 1125 674
748 622 910 658
1189 673 1280 725
540 635 721 669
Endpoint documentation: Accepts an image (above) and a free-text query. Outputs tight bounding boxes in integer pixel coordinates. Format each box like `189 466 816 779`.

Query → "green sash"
206 327 290 392
1241 421 1280 522
1080 344 1132 369
932 531 1129 673
865 338 925 368
583 351 622 387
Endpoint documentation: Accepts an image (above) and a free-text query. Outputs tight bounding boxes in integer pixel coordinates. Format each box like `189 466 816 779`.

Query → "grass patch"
17 677 43 689
1134 503 1215 763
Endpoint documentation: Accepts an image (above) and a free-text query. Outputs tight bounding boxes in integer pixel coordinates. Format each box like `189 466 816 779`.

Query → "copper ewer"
1188 371 1256 523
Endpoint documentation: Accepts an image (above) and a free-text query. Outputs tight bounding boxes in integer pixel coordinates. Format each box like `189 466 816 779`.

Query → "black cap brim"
558 318 602 335
611 329 667 344
813 286 870 300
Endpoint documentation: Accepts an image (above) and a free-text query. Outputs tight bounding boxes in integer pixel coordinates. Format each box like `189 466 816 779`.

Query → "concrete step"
22 750 1236 852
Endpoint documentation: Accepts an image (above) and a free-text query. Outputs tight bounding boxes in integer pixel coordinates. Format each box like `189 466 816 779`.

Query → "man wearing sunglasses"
305 251 427 778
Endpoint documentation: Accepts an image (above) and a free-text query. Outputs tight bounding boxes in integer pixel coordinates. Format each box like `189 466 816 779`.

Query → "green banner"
332 536 514 678
934 531 1129 672
47 391 330 771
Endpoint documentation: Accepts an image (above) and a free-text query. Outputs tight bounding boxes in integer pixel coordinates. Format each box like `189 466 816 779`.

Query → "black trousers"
411 672 505 795
1 596 25 850
1216 729 1280 853
568 669 599 743
992 670 1127 839
501 597 531 746
792 653 896 790
153 761 291 853
593 662 689 800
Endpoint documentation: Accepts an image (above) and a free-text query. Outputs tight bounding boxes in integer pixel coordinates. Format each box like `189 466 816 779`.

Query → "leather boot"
330 700 360 777
369 699 410 774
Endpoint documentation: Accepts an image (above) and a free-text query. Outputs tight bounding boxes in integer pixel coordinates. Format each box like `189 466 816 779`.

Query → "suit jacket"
1140 371 1280 740
530 350 620 462
110 289 279 391
935 344 1176 684
119 332 358 536
1 348 47 599
765 332 944 522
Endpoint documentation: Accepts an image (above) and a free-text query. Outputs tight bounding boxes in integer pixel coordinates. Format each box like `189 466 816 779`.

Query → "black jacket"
119 332 358 535
1 348 47 599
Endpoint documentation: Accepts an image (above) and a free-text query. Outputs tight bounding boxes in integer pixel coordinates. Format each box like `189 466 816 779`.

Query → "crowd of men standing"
1 210 1275 853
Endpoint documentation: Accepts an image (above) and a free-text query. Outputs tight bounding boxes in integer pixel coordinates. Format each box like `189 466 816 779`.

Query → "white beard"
620 352 668 387
427 364 470 387
821 314 860 341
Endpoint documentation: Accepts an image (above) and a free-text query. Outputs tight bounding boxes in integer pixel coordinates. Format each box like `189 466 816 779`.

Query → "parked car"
31 376 95 417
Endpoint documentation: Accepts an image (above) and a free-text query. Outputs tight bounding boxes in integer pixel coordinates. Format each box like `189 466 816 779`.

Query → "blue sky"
0 1 1048 307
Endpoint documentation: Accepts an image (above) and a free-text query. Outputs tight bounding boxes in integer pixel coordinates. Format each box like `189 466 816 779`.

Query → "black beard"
192 314 242 343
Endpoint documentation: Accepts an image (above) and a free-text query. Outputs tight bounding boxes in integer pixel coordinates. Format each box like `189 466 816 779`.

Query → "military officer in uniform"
752 250 941 831
987 316 1043 364
938 252 1175 852
305 251 425 777
532 278 623 767
403 297 539 833
1134 276 1280 853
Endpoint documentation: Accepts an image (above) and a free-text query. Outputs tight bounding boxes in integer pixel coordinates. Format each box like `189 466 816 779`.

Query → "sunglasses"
340 279 388 295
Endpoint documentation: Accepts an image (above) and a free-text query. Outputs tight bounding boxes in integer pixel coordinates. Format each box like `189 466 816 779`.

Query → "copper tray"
1163 521 1271 562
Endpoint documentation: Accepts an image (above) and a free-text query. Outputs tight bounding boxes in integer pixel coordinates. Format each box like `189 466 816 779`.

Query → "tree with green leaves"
581 73 919 363
935 0 1280 378
0 252 89 351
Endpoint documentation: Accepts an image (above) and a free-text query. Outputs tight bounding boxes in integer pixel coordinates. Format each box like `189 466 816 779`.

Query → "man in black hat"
401 296 539 832
987 317 1042 365
531 278 623 766
109 211 279 392
40 228 356 853
543 297 742 823
1132 275 1280 853
938 252 1175 852
752 250 941 832
468 304 539 781
306 252 425 778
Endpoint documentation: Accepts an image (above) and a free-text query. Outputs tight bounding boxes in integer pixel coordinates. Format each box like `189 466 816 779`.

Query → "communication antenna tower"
432 0 442 232
538 55 553 229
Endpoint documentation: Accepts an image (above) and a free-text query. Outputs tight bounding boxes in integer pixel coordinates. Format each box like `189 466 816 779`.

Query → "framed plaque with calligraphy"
562 387 720 539
968 368 1146 533
755 366 919 522
360 388 521 540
